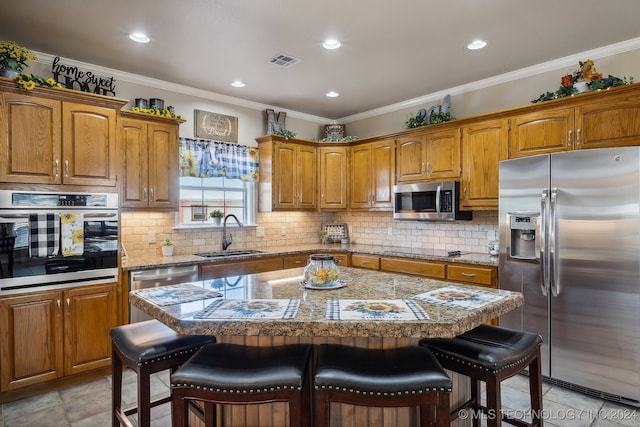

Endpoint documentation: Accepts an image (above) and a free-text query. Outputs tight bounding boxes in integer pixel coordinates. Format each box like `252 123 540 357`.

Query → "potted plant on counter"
210 209 224 225
161 238 174 257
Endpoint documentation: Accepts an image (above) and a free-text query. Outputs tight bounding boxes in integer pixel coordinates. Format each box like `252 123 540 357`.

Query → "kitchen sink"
194 249 265 258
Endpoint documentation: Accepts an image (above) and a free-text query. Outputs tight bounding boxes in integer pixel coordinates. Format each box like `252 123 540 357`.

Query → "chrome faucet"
222 214 243 251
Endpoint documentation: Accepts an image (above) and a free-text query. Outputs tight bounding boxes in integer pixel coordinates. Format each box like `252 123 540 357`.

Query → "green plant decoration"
272 129 297 138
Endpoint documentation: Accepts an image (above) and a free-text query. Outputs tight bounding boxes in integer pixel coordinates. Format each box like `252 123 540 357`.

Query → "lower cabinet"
351 254 380 270
380 257 446 279
0 283 117 392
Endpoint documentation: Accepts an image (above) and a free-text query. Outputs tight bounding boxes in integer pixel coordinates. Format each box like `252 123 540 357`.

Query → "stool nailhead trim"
431 345 539 374
110 340 205 367
313 384 452 396
171 382 303 394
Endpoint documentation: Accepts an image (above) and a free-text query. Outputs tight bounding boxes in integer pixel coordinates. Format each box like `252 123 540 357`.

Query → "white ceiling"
2 0 640 120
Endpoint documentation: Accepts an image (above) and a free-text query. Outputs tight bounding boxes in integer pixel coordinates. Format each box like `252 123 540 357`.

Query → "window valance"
179 137 259 182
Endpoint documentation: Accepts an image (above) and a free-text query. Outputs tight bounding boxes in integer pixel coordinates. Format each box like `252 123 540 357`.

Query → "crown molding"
34 52 331 124
338 37 640 123
34 36 640 126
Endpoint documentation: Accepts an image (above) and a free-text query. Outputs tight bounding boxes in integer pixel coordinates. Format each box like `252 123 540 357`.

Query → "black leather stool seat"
110 320 215 427
420 324 543 427
110 320 216 367
171 343 313 427
421 323 542 374
313 344 452 427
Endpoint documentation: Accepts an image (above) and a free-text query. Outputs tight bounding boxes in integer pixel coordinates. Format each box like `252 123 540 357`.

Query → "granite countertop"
129 266 522 339
121 243 498 271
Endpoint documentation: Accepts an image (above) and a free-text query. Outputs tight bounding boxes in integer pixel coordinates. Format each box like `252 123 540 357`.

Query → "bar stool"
110 320 216 427
313 344 452 427
420 324 543 427
170 343 313 427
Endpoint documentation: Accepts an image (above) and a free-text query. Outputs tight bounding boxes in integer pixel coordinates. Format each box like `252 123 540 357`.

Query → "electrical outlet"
256 227 265 238
281 226 287 236
148 232 156 243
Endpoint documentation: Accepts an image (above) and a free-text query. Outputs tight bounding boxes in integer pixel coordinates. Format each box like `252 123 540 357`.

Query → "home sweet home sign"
51 56 116 96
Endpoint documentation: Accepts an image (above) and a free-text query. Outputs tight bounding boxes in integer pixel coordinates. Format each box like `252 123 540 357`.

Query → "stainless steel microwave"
392 181 472 221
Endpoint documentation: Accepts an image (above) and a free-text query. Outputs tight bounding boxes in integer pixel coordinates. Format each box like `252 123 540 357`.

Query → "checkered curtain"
179 137 259 182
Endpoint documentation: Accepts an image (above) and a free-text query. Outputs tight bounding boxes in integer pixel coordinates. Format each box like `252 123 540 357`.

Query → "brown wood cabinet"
0 283 117 392
351 254 380 270
509 88 640 158
257 136 317 210
509 106 574 158
0 81 126 186
396 126 460 183
318 145 348 210
350 139 395 210
380 257 446 279
120 112 182 209
460 118 509 210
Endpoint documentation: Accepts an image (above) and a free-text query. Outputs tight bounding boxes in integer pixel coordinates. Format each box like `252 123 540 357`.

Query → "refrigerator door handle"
540 189 549 297
550 188 559 296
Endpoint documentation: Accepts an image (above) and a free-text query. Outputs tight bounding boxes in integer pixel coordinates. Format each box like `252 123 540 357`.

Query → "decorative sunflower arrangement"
532 59 634 103
0 40 37 73
130 106 185 120
13 73 62 91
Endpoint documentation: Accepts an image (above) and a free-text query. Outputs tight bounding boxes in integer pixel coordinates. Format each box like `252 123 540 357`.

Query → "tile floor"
0 371 638 426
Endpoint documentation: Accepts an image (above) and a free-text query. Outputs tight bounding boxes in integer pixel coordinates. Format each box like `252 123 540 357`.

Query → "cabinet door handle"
150 188 154 202
461 272 476 277
66 297 70 315
56 299 61 316
54 160 59 177
576 128 581 145
143 188 148 202
64 160 69 177
568 130 572 146
426 162 430 174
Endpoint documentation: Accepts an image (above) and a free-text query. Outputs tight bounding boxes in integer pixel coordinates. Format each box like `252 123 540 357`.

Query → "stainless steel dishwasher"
129 265 199 323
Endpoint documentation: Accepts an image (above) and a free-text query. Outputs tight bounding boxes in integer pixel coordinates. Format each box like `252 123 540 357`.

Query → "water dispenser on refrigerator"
507 212 538 260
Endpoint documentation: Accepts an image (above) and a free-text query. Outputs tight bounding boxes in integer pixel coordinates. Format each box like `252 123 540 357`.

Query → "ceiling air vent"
266 53 302 69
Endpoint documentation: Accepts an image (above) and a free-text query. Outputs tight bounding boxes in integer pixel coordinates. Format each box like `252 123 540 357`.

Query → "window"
178 176 256 226
177 137 259 227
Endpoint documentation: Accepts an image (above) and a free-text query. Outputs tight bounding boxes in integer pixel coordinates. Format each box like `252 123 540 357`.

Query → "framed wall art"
194 109 238 142
324 124 345 140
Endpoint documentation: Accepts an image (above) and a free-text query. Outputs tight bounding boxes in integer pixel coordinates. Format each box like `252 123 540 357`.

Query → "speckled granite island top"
129 267 522 339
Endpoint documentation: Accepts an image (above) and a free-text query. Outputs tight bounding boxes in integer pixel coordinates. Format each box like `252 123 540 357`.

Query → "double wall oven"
0 190 119 295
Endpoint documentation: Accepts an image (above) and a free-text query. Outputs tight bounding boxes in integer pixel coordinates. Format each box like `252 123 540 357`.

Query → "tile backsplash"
120 210 498 259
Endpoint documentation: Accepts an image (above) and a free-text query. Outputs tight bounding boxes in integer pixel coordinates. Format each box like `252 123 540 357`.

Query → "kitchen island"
130 267 523 427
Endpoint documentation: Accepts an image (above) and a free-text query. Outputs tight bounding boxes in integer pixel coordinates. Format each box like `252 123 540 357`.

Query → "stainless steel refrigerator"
499 146 640 405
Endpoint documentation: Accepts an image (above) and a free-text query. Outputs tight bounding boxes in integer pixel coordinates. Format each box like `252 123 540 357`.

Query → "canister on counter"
134 98 148 109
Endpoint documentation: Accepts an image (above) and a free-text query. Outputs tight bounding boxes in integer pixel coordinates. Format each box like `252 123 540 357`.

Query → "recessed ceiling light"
231 81 246 88
129 32 150 43
322 39 341 50
326 91 340 98
466 40 487 50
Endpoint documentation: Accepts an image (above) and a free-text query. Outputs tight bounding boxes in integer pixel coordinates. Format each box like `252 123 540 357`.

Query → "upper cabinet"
509 106 574 158
396 125 460 183
120 112 183 210
0 80 126 186
460 118 509 210
257 135 317 211
319 145 348 211
509 85 640 158
350 139 395 210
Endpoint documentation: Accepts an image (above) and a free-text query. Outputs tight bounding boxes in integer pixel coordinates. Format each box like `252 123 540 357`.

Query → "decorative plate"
300 279 346 290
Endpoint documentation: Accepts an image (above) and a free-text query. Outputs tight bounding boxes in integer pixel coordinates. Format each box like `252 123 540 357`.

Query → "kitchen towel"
29 213 60 257
194 299 300 320
412 285 507 310
325 299 429 321
60 212 84 256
